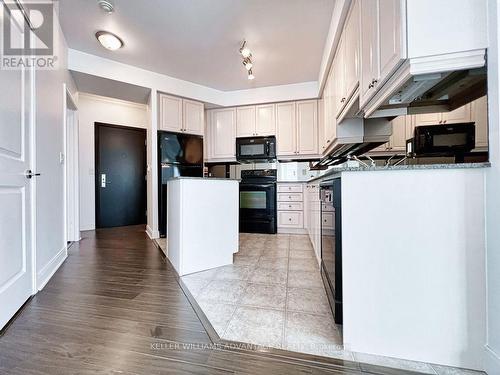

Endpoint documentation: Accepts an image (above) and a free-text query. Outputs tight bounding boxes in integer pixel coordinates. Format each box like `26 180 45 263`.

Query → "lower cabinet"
305 183 321 263
277 183 306 233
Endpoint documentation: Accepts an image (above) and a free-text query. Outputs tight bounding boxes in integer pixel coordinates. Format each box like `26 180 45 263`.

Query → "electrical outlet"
59 152 65 164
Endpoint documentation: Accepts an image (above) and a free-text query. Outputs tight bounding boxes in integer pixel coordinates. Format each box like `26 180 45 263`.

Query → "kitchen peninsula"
166 177 239 276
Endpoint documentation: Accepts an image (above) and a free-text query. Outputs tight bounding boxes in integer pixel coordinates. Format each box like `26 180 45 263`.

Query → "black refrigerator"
158 131 203 237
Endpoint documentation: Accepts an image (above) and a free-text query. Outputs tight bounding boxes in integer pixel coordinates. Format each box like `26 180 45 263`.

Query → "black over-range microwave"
407 123 476 158
236 136 276 162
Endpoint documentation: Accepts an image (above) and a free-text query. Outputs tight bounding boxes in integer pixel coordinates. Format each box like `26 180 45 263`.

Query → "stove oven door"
239 183 277 234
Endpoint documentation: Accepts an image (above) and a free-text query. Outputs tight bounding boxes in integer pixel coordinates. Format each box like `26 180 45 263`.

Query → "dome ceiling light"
95 31 124 51
239 40 255 80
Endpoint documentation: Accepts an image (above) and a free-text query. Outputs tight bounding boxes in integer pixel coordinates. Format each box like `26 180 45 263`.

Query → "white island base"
166 177 239 276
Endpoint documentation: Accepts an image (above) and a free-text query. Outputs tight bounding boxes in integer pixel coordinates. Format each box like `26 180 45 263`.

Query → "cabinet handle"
327 140 330 143
372 78 378 85
443 120 447 124
368 83 374 89
439 120 442 124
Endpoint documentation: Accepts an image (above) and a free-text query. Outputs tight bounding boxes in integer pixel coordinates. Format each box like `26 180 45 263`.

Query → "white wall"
485 1 500 373
35 13 77 290
78 93 148 230
342 169 486 370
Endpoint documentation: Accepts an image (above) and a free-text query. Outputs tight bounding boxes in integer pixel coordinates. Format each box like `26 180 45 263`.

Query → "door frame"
63 85 79 242
94 122 147 229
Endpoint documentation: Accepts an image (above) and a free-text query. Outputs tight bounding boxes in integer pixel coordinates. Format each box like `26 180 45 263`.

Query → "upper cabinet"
256 104 276 136
236 106 256 137
206 108 236 161
414 104 471 126
236 104 276 137
277 100 319 158
296 100 319 155
276 102 296 156
159 94 183 132
159 93 204 136
183 99 204 135
360 0 406 107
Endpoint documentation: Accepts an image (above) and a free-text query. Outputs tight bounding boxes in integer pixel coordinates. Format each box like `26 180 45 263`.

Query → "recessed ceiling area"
71 71 151 104
59 0 335 91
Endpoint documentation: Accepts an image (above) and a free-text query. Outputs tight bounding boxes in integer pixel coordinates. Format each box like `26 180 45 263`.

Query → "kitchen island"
308 163 488 370
166 177 239 276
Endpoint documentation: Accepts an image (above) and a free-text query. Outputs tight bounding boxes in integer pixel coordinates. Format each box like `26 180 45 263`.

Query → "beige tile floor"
181 233 347 359
176 234 485 375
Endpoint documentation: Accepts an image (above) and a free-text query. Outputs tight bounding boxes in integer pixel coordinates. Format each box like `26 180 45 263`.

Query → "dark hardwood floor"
0 226 405 375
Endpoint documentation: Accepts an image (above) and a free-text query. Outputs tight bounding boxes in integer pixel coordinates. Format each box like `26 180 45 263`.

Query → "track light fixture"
240 40 255 80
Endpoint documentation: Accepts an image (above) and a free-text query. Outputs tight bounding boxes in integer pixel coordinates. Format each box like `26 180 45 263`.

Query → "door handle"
25 170 41 179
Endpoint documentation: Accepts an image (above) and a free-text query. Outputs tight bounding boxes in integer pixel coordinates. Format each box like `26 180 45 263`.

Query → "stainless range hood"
315 117 392 167
364 49 487 118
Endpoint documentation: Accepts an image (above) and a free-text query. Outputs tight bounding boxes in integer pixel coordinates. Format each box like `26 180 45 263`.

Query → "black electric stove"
239 169 277 234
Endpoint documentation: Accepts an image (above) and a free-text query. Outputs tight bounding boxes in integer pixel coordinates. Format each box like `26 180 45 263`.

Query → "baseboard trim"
146 225 160 239
485 345 500 375
278 228 308 235
36 246 68 291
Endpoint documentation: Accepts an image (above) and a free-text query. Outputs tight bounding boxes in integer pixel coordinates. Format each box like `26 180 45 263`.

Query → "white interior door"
0 9 34 329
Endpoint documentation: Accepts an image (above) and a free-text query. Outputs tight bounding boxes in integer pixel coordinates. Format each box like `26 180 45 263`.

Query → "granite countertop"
167 176 241 182
307 162 491 182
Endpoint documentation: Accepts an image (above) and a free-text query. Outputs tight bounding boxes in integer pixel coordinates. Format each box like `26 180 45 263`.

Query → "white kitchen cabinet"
159 93 204 135
323 68 336 151
360 0 405 107
442 104 471 124
414 103 471 126
360 0 379 106
159 94 183 132
256 104 276 136
337 0 360 118
277 183 306 233
378 0 406 84
371 115 409 153
296 100 319 155
471 96 488 149
332 37 345 120
208 108 236 161
183 99 204 135
236 106 256 137
236 104 276 137
277 100 318 158
305 183 321 263
276 102 297 156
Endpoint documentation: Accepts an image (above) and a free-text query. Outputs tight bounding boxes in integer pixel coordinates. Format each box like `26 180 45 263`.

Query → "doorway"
65 88 79 242
95 123 147 228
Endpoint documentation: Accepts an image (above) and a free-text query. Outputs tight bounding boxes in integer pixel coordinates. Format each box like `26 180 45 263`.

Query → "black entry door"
95 123 147 228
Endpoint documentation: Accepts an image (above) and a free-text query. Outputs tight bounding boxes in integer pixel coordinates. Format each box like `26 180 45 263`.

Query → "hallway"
0 226 419 374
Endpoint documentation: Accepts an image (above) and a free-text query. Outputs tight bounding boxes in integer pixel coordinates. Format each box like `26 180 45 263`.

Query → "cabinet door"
183 99 204 135
360 0 380 106
442 103 471 124
325 68 337 147
343 0 360 103
236 106 256 137
256 104 276 136
160 94 183 132
414 112 442 126
471 96 488 149
211 108 236 160
333 37 346 119
276 102 297 156
378 0 406 85
405 115 416 140
388 116 407 151
296 100 318 155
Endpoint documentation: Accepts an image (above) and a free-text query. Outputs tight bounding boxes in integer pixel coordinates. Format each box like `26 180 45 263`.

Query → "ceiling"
59 0 335 91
